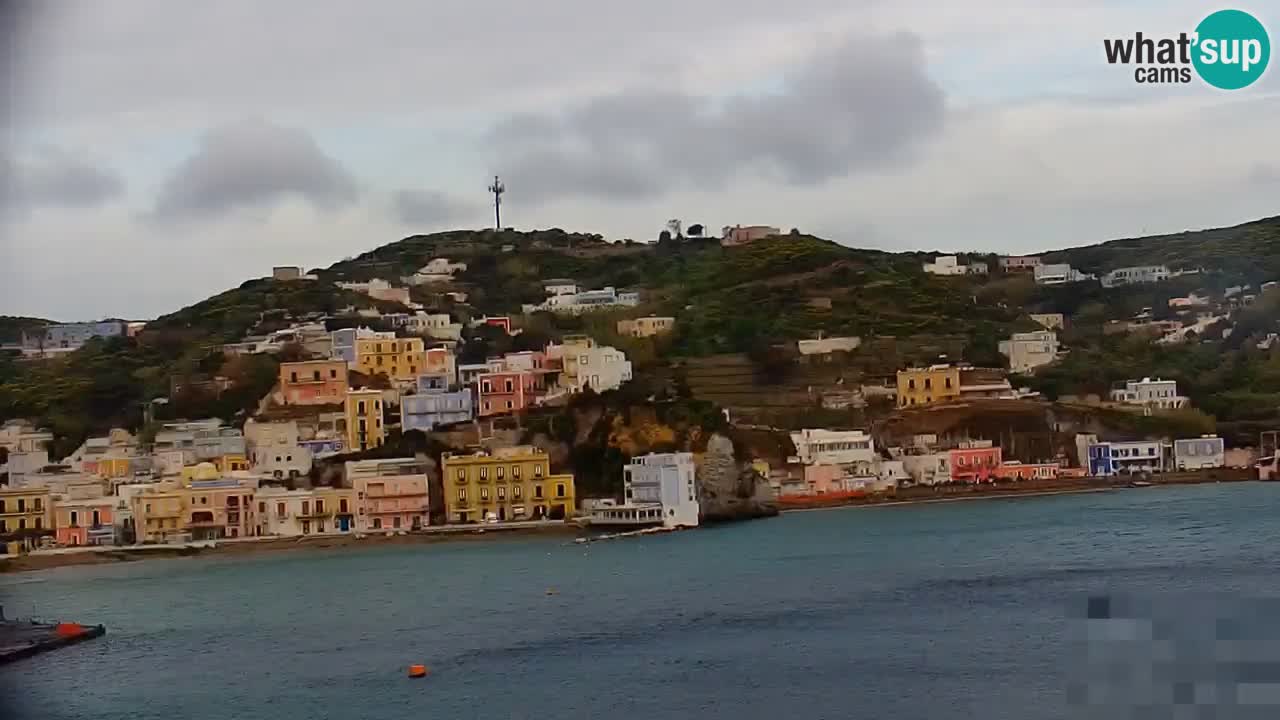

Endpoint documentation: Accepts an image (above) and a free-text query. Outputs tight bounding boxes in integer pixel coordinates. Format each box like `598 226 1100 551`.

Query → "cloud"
391 189 478 227
0 146 125 215
489 33 946 203
152 119 358 220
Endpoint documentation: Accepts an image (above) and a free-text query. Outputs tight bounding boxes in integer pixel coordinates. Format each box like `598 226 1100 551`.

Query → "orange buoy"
55 623 86 638
408 664 428 678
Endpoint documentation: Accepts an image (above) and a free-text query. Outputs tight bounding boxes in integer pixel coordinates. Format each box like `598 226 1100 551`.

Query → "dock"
0 615 106 665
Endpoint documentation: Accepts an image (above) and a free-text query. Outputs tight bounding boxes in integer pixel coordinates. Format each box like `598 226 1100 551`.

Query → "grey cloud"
0 146 125 214
1248 164 1279 185
392 189 478 226
490 33 946 202
152 120 357 219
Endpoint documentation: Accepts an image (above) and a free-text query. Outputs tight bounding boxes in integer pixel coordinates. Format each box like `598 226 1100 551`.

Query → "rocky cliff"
696 433 779 522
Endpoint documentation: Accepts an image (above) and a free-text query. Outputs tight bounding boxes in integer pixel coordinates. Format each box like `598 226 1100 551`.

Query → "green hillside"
2 216 1278 456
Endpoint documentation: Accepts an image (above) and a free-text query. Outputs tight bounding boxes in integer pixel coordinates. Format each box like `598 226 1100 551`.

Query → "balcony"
365 492 427 500
367 506 428 514
298 509 333 519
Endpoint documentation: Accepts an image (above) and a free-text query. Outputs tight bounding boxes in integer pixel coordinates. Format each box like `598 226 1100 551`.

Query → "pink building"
948 442 1003 483
279 360 349 405
55 497 116 546
992 461 1059 481
477 371 546 417
349 458 430 532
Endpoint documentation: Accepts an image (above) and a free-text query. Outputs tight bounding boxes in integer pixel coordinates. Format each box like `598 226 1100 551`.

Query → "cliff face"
697 434 779 522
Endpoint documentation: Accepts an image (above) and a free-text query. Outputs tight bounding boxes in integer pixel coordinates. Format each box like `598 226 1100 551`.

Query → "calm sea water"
2 483 1278 720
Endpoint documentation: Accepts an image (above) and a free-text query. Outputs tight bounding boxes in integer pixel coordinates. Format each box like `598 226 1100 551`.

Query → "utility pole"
488 175 505 230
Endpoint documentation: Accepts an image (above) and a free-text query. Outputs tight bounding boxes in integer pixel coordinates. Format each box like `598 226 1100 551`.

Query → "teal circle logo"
1192 9 1270 89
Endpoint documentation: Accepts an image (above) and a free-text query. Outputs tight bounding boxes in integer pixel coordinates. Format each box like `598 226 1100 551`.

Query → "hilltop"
1 215 1278 457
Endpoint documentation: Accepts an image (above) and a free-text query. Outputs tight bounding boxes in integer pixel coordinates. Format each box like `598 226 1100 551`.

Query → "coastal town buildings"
923 255 988 276
523 286 640 315
548 336 633 393
1101 265 1170 288
999 256 1041 272
406 312 463 341
441 447 575 524
355 336 428 382
0 486 51 537
403 258 467 285
53 496 115 546
1109 378 1189 410
344 389 386 452
617 316 676 338
402 373 474 431
243 420 312 480
20 321 126 355
347 458 431 532
948 441 1003 483
590 453 699 527
1034 263 1093 285
0 420 53 455
992 462 1059 481
331 327 395 365
477 370 545 417
277 360 349 405
256 486 356 536
1088 440 1166 476
999 331 1060 374
1173 436 1225 471
721 224 780 247
896 366 961 407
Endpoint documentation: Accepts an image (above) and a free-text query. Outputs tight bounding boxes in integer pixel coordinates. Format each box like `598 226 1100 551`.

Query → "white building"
1110 378 1188 410
797 336 862 355
998 331 1060 374
0 420 53 454
1029 313 1065 330
923 256 986 276
1101 265 1170 288
549 337 632 393
1109 440 1167 474
403 258 468 285
1173 436 1225 471
542 279 579 296
590 452 699 528
789 429 876 468
1034 263 1093 285
243 420 313 480
405 312 462 341
901 452 951 485
523 286 640 315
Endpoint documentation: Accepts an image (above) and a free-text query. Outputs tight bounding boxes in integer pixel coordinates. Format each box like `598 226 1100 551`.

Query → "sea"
2 483 1279 720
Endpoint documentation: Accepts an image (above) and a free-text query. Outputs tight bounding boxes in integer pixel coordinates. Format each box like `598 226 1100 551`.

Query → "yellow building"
355 337 427 381
345 389 386 452
0 487 52 541
212 454 250 473
441 446 575 524
896 365 962 407
130 485 187 543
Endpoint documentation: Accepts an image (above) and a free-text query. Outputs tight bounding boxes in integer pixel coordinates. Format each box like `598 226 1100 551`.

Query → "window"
17 499 25 512
505 379 514 392
482 380 492 393
497 486 506 500
340 499 349 513
924 378 932 390
372 518 382 529
457 488 467 501
456 468 466 481
556 483 566 498
18 519 26 530
945 377 953 389
512 465 520 478
480 487 489 500
70 510 79 526
358 401 366 414
480 467 488 480
534 485 544 499
513 485 522 499
506 401 514 410
259 502 266 513
330 369 338 379
34 498 42 511
908 379 916 390
534 464 543 478
313 370 321 381
302 501 310 515
290 371 298 382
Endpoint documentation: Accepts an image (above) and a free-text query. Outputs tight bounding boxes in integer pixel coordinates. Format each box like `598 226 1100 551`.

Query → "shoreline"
0 522 582 575
1 470 1259 575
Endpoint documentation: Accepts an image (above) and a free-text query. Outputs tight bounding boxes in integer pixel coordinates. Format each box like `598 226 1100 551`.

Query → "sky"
0 0 1277 321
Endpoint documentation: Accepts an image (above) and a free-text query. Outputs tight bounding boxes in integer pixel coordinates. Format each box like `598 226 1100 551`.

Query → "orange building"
54 497 117 546
279 360 349 405
948 441 1003 483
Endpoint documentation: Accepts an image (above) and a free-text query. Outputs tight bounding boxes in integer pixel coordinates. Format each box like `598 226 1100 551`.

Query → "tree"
657 230 672 244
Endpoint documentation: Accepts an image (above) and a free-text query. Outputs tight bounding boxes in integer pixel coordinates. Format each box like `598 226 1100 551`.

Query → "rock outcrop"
697 433 778 523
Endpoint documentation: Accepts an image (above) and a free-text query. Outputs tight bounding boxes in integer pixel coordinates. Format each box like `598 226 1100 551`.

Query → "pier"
0 609 105 665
